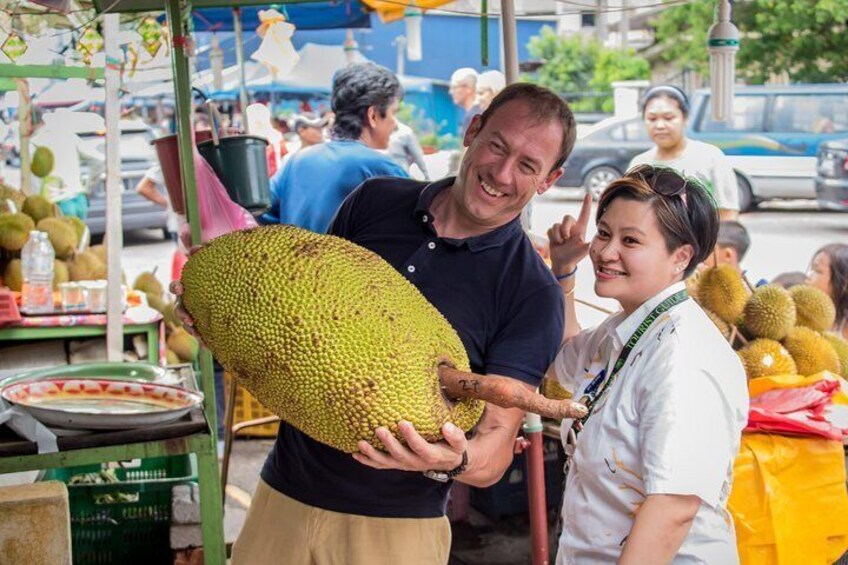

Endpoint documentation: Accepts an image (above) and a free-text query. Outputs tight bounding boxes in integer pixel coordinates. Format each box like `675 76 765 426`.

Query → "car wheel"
583 166 620 200
736 174 756 213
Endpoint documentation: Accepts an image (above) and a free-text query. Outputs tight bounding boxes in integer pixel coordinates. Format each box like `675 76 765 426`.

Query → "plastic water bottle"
21 231 55 315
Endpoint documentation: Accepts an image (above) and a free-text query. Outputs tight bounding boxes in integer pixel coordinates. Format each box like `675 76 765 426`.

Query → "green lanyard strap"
573 289 689 433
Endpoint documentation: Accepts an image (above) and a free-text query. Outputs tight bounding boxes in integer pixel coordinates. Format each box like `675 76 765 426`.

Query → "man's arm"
135 177 168 208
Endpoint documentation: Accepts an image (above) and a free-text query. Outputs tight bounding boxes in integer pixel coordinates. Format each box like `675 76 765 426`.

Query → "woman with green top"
547 165 748 563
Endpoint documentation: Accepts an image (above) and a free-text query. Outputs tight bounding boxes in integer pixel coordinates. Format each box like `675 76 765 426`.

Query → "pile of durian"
690 265 848 380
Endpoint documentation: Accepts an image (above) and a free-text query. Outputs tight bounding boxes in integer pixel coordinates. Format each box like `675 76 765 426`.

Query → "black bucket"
197 135 271 215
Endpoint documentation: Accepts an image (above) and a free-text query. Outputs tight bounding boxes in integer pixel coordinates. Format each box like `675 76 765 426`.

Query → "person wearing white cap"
476 70 506 112
449 67 480 137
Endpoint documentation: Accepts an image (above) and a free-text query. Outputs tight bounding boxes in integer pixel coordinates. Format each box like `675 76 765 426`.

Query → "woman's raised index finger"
576 192 593 233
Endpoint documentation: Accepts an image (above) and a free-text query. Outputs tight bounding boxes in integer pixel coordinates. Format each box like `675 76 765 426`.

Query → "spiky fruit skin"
738 339 797 379
540 377 572 401
696 265 748 324
782 326 841 376
823 332 848 379
180 225 485 453
703 308 732 339
67 251 106 281
790 285 837 332
22 195 54 224
36 217 78 260
742 285 797 341
0 212 35 252
3 259 22 291
58 216 86 242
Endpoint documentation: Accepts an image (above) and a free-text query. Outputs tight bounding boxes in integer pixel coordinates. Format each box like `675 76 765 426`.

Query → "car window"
623 119 650 142
771 94 848 134
608 125 625 141
699 95 766 132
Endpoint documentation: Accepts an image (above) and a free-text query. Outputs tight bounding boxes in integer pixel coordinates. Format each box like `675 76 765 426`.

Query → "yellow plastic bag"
729 433 848 564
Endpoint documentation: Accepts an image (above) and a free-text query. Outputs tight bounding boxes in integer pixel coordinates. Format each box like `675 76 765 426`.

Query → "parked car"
81 120 170 238
558 84 848 211
815 138 848 211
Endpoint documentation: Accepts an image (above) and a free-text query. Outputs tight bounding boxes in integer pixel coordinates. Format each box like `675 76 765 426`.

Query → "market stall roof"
188 2 371 31
93 0 347 13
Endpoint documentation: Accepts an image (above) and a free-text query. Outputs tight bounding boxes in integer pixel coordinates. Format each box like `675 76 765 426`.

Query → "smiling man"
229 83 578 565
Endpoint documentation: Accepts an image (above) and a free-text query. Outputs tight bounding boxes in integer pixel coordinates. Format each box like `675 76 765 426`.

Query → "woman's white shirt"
629 139 740 211
554 282 749 565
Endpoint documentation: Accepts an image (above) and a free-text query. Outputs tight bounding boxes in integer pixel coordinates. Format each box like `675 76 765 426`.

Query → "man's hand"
168 245 205 344
353 420 468 474
547 191 593 276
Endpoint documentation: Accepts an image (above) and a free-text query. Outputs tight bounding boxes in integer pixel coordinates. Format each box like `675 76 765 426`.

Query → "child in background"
702 221 767 286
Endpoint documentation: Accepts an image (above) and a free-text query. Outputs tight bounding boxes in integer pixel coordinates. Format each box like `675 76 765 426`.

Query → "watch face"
423 470 450 482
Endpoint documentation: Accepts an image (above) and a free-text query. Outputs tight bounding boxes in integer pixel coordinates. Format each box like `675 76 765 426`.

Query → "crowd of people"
165 60 848 565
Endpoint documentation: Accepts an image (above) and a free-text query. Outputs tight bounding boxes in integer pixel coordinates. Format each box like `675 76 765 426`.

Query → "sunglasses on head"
628 164 689 208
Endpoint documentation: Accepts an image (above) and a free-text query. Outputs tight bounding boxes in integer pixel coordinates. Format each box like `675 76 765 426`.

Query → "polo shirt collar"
413 176 523 252
609 281 688 346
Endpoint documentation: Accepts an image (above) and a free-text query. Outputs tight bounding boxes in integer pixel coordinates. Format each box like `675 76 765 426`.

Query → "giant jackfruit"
738 339 797 380
180 225 485 453
695 265 748 324
782 326 841 376
790 285 837 332
742 284 796 341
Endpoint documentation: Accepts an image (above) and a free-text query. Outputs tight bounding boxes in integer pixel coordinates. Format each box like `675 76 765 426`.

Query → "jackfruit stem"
438 366 588 420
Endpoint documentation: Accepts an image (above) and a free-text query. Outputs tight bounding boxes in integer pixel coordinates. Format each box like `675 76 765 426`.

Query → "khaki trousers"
231 479 452 565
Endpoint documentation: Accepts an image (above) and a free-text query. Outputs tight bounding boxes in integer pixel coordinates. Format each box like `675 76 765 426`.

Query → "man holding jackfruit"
176 82 577 564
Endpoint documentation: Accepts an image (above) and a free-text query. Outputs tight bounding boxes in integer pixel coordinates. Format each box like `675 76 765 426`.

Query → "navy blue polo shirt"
260 176 564 518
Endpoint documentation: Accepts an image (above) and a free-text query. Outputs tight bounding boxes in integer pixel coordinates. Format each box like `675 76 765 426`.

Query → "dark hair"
330 63 402 141
641 85 690 118
477 82 577 171
771 271 807 290
813 243 848 328
717 220 751 261
596 166 718 278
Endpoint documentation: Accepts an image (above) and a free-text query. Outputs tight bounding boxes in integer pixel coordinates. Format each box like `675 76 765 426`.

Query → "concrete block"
171 483 201 524
170 523 203 549
0 481 72 565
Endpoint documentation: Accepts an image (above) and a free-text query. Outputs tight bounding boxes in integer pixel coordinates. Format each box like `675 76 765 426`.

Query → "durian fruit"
695 265 749 324
703 308 732 340
684 270 702 303
738 339 797 379
823 332 848 379
88 244 107 263
53 260 69 289
782 326 841 376
30 146 55 178
59 216 87 243
167 326 199 363
36 217 78 260
165 349 181 365
0 185 25 212
540 377 572 401
3 259 22 291
741 284 796 341
790 285 837 332
22 195 54 224
0 213 36 252
133 269 164 300
67 251 107 281
180 225 485 453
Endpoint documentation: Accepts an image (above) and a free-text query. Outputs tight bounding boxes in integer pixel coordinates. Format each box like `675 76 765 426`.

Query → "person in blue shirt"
259 62 407 233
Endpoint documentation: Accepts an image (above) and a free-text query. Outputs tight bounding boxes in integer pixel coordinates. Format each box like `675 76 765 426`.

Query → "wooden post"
15 79 31 195
103 13 124 362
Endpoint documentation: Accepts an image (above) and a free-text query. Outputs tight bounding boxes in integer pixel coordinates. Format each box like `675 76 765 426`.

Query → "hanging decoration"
1 32 28 62
708 0 740 122
137 17 164 58
209 34 224 92
77 26 104 64
251 9 299 79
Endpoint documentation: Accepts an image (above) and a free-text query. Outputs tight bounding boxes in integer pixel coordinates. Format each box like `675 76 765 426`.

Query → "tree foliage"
526 26 650 112
654 0 848 83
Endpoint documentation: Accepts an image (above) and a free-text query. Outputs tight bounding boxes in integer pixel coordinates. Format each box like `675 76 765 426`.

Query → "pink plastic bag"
746 378 847 441
179 149 257 247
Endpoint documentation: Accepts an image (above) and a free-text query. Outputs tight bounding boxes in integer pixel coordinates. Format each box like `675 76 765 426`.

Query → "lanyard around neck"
573 289 689 432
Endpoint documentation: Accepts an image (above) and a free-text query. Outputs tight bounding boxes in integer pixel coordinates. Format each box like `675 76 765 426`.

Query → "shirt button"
422 214 429 223
427 242 436 250
407 265 416 273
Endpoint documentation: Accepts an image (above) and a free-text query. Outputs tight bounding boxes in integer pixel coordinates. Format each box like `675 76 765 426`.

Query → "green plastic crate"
42 455 196 565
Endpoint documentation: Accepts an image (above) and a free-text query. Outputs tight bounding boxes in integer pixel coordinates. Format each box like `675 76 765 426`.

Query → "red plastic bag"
179 149 258 247
745 374 848 440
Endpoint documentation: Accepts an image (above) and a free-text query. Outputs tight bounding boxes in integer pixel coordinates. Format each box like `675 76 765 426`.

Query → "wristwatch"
423 451 468 483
